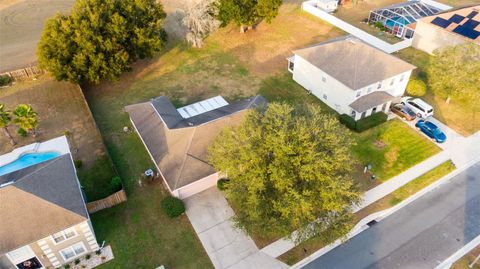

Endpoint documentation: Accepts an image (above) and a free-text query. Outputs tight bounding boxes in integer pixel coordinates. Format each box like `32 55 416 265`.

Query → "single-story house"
412 5 480 54
316 0 338 13
288 36 416 121
0 137 99 269
126 95 267 199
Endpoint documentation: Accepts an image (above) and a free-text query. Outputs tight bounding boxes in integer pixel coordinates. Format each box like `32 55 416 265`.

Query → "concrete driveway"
184 187 288 269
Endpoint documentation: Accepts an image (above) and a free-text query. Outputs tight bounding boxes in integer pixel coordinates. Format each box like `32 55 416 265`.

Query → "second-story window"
52 228 77 244
377 81 382 89
322 76 326 83
356 91 361 97
400 74 405 82
367 87 372 93
390 78 395 86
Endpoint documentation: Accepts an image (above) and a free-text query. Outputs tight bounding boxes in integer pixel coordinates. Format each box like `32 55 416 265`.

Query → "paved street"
302 161 480 269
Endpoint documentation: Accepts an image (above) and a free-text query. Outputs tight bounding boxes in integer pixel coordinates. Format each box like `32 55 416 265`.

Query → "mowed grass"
352 119 441 181
394 47 480 135
280 160 455 265
452 246 480 269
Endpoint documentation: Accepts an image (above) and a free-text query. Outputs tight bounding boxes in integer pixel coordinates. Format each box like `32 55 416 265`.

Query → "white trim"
50 227 78 245
59 241 87 262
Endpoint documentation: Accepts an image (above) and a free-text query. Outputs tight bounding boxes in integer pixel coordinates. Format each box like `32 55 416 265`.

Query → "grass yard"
334 0 405 44
279 160 455 265
352 119 441 182
0 76 116 200
394 47 480 135
437 0 480 8
452 246 480 269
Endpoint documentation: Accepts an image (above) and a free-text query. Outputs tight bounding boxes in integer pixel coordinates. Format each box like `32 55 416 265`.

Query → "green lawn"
394 47 480 135
352 119 441 182
280 160 455 265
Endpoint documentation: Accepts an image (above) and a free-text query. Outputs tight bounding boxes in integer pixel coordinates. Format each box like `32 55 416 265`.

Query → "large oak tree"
37 0 167 84
208 103 361 242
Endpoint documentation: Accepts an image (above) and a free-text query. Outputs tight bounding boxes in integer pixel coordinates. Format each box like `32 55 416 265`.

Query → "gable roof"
420 5 480 43
0 154 88 254
293 36 416 90
349 91 397 112
125 95 267 190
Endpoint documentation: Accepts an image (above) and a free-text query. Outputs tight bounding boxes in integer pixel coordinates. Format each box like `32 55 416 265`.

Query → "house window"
322 76 326 83
60 242 86 262
323 94 327 100
288 61 294 72
390 78 395 86
351 110 356 118
400 74 405 82
377 82 382 89
356 91 361 98
367 87 372 93
52 228 77 244
372 107 377 114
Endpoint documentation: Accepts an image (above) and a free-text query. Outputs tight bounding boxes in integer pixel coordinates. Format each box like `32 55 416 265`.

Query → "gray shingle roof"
293 36 416 90
0 154 88 254
125 95 267 190
349 91 397 112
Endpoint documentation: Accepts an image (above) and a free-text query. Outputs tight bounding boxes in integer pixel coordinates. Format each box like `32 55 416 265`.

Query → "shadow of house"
125 95 267 199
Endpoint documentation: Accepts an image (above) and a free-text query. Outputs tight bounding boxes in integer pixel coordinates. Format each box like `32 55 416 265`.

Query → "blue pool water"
0 151 61 176
385 16 415 28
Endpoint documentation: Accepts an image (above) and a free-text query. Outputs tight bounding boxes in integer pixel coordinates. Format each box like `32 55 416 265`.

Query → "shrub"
85 254 91 260
374 21 385 30
74 259 80 265
339 112 388 132
110 176 123 192
0 74 12 86
161 196 185 218
339 114 356 130
355 112 388 132
95 250 102 255
64 265 70 269
217 178 230 190
406 79 427 97
74 160 83 169
17 128 27 137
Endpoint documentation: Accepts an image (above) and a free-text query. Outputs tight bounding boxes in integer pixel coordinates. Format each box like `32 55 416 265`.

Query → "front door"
6 246 44 269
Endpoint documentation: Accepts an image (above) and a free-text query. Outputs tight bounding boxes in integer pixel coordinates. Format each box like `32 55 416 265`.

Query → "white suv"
401 97 434 118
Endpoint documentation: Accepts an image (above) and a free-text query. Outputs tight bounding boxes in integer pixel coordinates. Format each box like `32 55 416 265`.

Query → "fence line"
302 0 413 53
0 66 45 80
86 189 127 213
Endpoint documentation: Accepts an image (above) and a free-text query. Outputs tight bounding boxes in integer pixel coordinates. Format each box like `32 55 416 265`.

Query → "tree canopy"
208 103 361 242
428 44 480 105
37 0 167 84
216 0 282 32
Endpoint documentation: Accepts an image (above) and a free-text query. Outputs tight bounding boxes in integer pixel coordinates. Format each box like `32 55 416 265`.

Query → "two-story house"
0 137 99 269
288 36 416 120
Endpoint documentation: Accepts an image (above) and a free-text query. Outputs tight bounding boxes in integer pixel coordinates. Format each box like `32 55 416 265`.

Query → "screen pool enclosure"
368 1 442 39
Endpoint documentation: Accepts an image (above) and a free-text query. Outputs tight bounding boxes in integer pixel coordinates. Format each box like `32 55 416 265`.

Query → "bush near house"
161 196 186 218
217 178 230 190
340 112 388 132
406 79 427 97
0 75 12 86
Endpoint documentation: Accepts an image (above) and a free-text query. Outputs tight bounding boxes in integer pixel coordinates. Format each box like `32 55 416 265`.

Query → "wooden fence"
1 66 45 81
87 189 127 213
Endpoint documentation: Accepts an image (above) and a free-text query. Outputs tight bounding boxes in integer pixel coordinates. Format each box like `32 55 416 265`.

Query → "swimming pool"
385 16 415 28
0 151 61 176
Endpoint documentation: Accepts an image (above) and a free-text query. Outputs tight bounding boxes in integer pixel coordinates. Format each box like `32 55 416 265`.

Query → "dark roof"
0 154 88 254
125 95 267 190
150 95 267 129
349 91 397 112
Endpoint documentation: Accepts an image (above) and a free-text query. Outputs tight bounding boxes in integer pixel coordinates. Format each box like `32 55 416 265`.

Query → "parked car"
415 120 447 143
401 97 434 118
390 103 416 121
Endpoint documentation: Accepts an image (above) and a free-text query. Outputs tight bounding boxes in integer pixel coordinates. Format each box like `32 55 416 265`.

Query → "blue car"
415 120 447 143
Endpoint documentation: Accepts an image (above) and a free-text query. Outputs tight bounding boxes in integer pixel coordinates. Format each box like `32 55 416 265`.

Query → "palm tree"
13 104 38 137
0 104 16 145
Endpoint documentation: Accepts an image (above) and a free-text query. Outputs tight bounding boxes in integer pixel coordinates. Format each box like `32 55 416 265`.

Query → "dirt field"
0 75 106 166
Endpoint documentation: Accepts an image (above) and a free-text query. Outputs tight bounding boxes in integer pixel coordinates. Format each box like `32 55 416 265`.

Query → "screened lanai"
368 1 442 39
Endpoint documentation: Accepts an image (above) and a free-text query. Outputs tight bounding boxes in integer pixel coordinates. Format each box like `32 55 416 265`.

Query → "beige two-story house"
0 137 99 269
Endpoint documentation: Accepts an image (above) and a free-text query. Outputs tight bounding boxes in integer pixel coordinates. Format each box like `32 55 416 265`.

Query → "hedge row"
339 112 388 132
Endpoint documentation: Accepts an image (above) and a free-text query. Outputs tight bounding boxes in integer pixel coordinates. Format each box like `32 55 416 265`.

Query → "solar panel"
463 19 480 30
431 17 451 28
453 25 480 39
467 11 479 19
177 96 229 119
449 14 465 24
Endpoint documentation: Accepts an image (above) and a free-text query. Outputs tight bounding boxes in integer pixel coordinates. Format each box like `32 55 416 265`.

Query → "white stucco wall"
292 55 412 117
412 21 466 55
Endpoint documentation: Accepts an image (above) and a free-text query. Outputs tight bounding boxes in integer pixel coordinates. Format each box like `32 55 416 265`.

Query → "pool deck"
0 136 70 166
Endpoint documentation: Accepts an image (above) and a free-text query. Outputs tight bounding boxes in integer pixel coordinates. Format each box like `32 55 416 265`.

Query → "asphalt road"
302 162 480 269
0 0 74 72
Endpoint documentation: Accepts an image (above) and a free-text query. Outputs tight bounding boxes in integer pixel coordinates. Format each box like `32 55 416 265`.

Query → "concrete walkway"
184 187 288 269
261 117 479 259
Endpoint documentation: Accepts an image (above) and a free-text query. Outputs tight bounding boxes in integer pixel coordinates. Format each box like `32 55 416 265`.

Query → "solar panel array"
177 96 229 119
430 10 480 40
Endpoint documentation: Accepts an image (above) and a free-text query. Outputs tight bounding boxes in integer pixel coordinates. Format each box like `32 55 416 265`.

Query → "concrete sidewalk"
184 187 288 269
